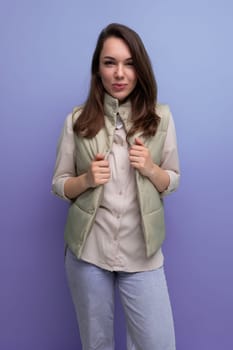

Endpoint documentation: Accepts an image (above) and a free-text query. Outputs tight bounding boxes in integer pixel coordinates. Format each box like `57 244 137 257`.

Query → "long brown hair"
74 23 160 138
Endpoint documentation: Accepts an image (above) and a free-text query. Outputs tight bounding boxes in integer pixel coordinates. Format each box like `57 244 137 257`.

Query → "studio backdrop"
1 1 233 349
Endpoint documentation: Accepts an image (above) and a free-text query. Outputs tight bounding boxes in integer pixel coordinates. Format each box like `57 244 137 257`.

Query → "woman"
52 23 180 350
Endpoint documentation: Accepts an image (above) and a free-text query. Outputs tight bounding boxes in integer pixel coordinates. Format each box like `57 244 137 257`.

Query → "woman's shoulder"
155 103 171 119
155 103 171 132
71 104 85 124
61 104 84 132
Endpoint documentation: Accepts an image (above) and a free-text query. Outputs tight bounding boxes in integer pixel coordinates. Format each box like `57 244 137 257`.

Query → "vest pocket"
142 206 165 257
64 203 94 258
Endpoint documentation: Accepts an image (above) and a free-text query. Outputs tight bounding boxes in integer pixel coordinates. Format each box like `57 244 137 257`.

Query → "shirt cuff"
52 177 71 202
161 170 180 197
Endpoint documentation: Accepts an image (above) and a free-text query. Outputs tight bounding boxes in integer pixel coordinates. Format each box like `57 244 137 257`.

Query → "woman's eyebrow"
102 56 133 61
102 56 115 60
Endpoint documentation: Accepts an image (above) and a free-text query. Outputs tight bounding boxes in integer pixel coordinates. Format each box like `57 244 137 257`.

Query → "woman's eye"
104 61 115 66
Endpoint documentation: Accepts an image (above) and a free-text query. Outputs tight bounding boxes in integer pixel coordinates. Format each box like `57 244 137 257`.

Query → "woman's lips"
112 84 127 91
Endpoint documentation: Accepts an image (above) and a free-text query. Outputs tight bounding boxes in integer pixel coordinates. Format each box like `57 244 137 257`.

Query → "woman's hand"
129 138 154 177
64 153 110 199
129 138 170 192
87 153 111 188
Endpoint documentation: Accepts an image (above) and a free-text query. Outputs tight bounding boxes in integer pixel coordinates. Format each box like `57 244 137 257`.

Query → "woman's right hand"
87 153 111 188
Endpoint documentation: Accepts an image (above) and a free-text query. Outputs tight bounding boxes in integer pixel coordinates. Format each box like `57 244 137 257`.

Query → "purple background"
1 1 233 349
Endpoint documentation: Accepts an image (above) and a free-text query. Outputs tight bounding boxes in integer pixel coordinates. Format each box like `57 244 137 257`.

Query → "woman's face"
99 36 137 101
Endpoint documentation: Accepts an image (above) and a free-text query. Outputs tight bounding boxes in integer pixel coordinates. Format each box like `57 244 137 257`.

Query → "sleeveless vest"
64 94 170 258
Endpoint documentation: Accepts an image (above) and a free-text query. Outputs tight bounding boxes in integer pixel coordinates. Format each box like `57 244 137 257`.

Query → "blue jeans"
65 248 176 350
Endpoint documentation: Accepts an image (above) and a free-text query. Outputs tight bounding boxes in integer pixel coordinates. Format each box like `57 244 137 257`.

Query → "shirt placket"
110 128 132 269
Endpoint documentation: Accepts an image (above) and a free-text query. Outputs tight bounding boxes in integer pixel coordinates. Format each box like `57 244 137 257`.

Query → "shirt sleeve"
51 113 76 201
160 111 180 197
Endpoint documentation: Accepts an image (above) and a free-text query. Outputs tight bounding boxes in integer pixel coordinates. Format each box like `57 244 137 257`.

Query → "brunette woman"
52 23 180 350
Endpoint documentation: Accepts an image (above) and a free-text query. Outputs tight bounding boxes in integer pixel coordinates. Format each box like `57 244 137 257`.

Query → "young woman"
52 23 180 350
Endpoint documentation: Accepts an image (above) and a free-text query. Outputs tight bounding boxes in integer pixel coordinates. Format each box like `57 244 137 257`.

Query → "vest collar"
103 93 132 131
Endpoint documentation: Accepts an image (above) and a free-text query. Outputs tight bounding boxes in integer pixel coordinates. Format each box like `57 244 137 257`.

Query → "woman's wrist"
147 163 170 193
64 173 90 199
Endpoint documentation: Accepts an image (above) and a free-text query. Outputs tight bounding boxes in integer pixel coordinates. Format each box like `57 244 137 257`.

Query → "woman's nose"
115 64 124 78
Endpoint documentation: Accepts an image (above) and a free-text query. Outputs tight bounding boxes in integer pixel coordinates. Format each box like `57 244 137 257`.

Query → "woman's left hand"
129 137 154 178
129 137 170 192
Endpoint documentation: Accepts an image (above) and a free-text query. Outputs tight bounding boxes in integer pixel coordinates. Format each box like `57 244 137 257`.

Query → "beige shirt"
52 110 180 272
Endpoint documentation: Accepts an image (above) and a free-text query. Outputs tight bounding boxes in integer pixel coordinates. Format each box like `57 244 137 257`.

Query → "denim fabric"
65 248 176 350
